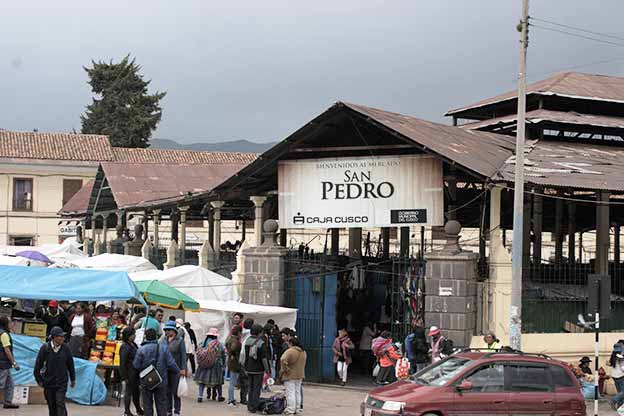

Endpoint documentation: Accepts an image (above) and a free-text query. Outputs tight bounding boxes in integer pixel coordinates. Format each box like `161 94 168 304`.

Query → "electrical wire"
530 24 624 48
530 17 624 43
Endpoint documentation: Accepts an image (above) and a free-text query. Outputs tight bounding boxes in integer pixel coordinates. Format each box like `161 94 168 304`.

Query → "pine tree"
81 55 166 148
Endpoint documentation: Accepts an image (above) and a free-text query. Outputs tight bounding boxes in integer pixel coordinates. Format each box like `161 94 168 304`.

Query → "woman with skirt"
195 327 226 402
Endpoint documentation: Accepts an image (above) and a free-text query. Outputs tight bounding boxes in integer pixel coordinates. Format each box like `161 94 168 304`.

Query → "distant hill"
150 138 274 153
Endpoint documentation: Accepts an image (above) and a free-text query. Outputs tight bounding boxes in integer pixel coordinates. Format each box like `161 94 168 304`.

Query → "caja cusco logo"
293 212 368 225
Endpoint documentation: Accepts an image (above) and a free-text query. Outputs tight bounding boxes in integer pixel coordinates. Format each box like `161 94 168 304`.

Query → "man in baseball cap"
37 301 70 338
34 326 75 416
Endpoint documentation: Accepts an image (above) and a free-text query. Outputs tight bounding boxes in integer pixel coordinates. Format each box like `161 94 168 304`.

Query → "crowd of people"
332 319 503 386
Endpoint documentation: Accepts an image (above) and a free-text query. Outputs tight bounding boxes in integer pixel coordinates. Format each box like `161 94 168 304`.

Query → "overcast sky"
1 1 623 144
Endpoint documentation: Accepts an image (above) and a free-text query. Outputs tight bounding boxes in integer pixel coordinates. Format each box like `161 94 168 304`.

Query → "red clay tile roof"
446 72 624 116
0 131 113 161
112 147 257 164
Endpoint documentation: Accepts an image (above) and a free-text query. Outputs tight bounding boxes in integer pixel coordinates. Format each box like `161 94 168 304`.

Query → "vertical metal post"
532 191 543 264
568 202 576 264
594 311 600 416
510 0 530 350
400 227 410 258
555 194 564 264
420 226 425 259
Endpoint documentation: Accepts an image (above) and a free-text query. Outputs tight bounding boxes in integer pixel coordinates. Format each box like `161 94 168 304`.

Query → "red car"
361 350 586 416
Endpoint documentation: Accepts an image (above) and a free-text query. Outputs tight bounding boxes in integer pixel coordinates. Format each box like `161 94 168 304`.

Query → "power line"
531 24 624 48
530 16 624 43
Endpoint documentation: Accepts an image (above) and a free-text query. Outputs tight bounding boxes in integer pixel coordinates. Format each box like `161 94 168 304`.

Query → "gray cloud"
0 0 622 143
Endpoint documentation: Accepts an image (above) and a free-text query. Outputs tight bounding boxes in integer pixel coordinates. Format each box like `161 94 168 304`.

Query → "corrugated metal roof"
461 109 624 131
60 180 94 215
447 72 624 116
497 139 624 191
99 161 250 210
342 102 515 178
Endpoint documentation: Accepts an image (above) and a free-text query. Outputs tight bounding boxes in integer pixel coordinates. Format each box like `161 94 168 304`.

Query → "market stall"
0 265 147 406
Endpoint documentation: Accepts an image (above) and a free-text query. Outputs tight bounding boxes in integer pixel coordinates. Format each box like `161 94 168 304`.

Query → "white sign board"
278 155 444 228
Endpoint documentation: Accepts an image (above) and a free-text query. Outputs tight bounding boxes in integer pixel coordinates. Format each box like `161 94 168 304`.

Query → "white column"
211 201 224 263
250 196 267 246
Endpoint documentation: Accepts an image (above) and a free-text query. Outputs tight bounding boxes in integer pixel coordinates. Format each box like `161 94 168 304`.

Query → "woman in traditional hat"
195 327 226 403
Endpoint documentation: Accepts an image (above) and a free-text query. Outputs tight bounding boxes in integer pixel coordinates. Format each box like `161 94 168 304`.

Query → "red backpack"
196 339 220 369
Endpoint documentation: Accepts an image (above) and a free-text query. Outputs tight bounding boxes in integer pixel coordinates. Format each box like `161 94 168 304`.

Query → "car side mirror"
456 380 473 392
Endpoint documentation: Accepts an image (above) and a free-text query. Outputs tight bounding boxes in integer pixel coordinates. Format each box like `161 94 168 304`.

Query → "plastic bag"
372 364 380 378
177 377 188 397
395 358 411 380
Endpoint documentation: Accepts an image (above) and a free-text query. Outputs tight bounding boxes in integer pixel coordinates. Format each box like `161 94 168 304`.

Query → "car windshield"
412 357 473 386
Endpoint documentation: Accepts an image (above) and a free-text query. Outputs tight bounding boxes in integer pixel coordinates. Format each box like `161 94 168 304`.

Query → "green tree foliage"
81 55 166 148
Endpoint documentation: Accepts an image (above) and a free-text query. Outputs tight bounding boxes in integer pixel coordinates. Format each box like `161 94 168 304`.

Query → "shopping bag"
395 358 411 380
372 364 380 378
177 377 188 397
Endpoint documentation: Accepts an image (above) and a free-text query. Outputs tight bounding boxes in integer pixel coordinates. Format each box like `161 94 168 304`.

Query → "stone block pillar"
233 220 287 306
251 196 267 246
199 239 216 270
425 221 478 347
164 240 179 270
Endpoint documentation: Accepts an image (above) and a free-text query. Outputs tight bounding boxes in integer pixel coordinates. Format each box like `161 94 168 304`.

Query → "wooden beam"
293 144 415 153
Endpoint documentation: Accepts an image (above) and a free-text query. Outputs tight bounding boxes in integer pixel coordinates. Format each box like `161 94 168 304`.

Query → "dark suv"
361 350 586 416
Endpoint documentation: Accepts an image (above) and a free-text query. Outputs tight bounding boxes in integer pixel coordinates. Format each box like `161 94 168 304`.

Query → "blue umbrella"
15 250 52 264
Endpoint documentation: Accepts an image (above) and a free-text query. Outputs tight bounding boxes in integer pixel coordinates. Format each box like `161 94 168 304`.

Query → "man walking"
404 318 429 374
0 316 19 409
34 326 76 416
133 328 180 416
241 324 271 413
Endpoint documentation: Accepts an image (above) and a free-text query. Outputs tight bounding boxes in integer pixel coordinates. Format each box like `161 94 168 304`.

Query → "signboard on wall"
278 155 444 229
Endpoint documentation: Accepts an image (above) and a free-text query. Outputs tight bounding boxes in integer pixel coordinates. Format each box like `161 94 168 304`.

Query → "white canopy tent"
68 253 157 273
186 300 298 343
130 266 297 342
0 241 86 264
130 265 238 303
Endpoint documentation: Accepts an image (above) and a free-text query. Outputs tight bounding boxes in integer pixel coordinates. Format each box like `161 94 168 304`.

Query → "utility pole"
510 0 529 351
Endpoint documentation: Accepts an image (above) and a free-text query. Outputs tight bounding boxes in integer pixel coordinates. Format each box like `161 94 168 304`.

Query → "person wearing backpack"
373 331 402 385
429 326 453 363
0 316 19 409
133 328 180 416
404 318 429 374
33 326 76 416
162 321 187 416
280 336 307 415
225 325 242 406
195 327 226 403
241 324 271 413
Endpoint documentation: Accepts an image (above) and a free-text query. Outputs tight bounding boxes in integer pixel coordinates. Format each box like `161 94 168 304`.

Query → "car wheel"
421 413 440 416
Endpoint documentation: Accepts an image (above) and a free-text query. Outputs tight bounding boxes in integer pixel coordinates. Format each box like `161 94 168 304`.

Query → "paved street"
0 381 617 416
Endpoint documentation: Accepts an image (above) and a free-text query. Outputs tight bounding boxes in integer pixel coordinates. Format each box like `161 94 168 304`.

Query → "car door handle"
493 401 504 404
543 400 553 404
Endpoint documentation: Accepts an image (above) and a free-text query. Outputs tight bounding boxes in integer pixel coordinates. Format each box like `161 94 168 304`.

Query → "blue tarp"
0 265 146 306
11 335 107 405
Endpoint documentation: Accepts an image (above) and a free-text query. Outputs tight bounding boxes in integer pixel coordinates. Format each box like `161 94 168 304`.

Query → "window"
464 364 505 392
508 365 552 392
412 357 473 386
62 179 83 206
13 178 33 211
550 365 575 388
9 236 34 246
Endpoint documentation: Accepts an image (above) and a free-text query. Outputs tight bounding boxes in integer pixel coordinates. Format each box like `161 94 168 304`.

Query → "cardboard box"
23 322 47 342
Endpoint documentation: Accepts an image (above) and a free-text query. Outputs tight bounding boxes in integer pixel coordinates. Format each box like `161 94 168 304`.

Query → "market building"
0 129 256 248
68 72 624 382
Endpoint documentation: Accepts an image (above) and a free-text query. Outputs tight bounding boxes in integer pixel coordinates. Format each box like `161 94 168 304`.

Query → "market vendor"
37 300 70 337
68 303 95 359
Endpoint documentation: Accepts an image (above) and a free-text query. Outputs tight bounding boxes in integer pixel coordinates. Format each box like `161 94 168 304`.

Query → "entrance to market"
284 233 426 385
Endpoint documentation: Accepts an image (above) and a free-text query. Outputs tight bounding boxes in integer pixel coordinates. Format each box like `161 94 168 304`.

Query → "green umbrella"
132 280 200 311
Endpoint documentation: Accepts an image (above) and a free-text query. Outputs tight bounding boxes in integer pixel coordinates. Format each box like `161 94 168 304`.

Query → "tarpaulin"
0 265 146 306
11 335 107 405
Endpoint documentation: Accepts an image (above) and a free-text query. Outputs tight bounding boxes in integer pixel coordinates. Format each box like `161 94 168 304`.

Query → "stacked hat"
163 320 178 332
